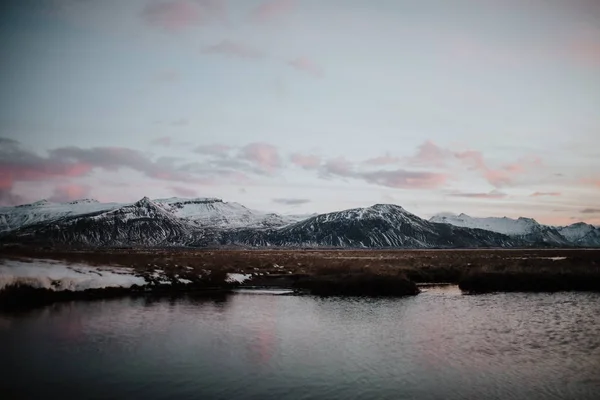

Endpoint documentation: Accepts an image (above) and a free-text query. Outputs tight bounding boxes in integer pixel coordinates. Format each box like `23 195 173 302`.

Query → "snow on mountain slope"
430 213 540 235
558 223 596 242
11 197 195 247
210 204 522 249
430 213 571 246
154 197 304 228
0 197 306 234
0 199 120 233
558 223 600 246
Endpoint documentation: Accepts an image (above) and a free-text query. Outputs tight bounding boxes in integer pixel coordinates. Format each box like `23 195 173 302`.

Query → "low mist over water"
1 289 599 399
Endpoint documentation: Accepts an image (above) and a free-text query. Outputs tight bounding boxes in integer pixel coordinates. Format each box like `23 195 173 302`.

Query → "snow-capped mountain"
0 197 302 234
154 197 302 228
199 204 523 248
557 223 600 247
1 197 599 248
429 213 571 246
11 197 195 247
0 199 120 233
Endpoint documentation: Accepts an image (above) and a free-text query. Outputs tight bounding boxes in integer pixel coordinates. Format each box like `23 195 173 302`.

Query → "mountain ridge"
1 197 598 248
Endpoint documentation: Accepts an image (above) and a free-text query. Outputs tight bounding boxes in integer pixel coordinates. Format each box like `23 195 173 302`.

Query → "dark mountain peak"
15 199 49 208
368 203 406 212
68 199 99 205
134 196 154 208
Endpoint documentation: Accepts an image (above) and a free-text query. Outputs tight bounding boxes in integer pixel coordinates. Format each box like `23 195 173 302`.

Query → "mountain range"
1 197 598 248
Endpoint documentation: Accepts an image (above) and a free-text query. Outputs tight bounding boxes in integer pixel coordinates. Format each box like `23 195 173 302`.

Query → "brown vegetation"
1 248 599 300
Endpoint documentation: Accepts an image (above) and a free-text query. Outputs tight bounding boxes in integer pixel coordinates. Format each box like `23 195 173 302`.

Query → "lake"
1 286 599 399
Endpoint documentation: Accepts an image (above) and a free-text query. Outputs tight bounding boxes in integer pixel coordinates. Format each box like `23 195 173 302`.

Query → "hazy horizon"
1 0 599 226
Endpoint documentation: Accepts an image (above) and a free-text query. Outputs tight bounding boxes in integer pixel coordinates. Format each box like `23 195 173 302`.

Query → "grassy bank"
1 248 599 307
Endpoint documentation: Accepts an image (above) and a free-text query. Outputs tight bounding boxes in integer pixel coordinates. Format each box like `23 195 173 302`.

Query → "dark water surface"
1 286 599 400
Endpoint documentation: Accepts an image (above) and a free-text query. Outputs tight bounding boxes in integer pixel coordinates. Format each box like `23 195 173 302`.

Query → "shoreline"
1 248 600 310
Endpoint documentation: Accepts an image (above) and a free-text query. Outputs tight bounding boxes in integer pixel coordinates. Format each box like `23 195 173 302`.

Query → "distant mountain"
212 204 523 248
1 197 598 248
154 197 302 228
557 223 600 247
0 198 119 234
8 197 194 247
430 213 593 247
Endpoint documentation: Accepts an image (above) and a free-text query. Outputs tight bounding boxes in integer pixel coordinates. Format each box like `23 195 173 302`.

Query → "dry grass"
2 247 598 276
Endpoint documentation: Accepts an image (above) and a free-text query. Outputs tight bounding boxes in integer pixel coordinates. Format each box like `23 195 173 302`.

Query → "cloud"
240 142 281 173
141 0 226 31
252 0 294 22
581 178 600 188
581 208 600 214
194 144 232 155
408 140 448 167
48 146 200 182
272 198 310 205
0 139 94 191
317 154 447 189
530 192 561 197
361 169 447 189
170 186 197 197
151 137 173 146
364 154 400 166
454 149 538 188
48 184 91 203
290 153 321 169
321 157 354 178
449 190 507 199
0 188 26 207
203 40 265 59
287 57 323 77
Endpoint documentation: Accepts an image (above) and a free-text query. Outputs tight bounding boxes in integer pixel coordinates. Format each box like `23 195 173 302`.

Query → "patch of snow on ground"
0 259 146 291
226 273 252 283
234 289 294 295
178 278 193 284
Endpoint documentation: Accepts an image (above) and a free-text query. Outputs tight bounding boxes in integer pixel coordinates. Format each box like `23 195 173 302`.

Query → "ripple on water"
0 291 599 400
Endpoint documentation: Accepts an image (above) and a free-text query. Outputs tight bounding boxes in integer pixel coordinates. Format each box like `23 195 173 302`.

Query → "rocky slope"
1 197 598 248
430 213 574 246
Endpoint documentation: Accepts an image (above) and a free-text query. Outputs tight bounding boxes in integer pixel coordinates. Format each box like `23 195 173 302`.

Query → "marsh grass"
1 247 599 296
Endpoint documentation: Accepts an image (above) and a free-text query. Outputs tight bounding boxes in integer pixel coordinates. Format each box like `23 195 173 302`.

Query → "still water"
1 287 599 400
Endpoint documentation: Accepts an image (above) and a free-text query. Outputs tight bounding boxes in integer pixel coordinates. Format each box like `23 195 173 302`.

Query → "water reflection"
1 291 599 400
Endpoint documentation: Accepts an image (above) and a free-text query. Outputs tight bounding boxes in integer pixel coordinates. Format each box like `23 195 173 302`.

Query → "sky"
0 0 599 225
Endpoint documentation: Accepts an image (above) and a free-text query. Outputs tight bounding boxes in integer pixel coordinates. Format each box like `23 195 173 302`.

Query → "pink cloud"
290 153 321 169
364 153 399 166
530 192 561 197
141 0 226 31
454 150 487 171
450 190 507 199
170 186 198 197
362 170 448 189
240 142 281 173
454 150 539 188
203 40 265 59
49 184 91 203
581 178 600 188
409 140 448 167
252 0 294 22
288 57 323 77
0 162 94 184
151 137 172 146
